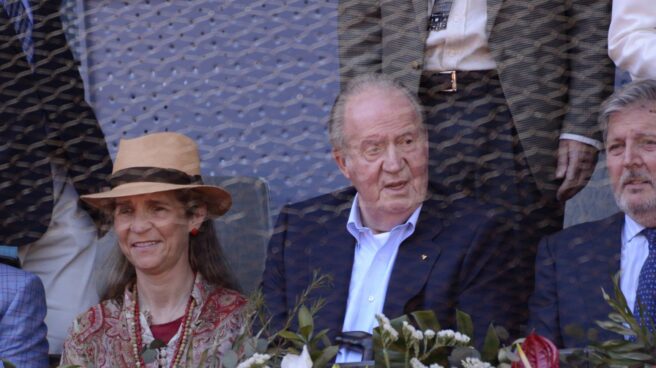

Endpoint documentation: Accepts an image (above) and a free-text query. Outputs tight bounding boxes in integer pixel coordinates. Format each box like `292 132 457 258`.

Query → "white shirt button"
368 296 375 303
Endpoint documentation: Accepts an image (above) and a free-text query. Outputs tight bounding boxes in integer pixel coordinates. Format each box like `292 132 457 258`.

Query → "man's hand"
555 139 599 202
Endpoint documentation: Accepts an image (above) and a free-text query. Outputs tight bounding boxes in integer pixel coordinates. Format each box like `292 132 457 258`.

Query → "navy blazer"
529 213 624 348
0 0 112 246
262 187 526 345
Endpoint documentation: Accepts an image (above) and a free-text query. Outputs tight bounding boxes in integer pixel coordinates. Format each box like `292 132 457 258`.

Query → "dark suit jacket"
0 0 112 246
338 0 614 197
262 187 525 345
528 213 624 348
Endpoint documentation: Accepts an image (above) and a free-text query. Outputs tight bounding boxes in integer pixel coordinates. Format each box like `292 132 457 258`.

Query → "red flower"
511 332 559 368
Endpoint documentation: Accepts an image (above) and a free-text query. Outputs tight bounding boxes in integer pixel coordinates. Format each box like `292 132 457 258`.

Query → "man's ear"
188 204 208 231
332 148 352 180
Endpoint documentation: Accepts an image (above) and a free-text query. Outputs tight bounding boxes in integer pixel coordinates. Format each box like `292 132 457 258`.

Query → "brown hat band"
109 167 203 188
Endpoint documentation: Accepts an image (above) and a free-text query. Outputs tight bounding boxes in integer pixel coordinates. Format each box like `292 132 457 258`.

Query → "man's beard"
615 169 656 216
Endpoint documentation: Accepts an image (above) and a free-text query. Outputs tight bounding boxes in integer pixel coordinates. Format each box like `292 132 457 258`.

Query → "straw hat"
81 132 231 217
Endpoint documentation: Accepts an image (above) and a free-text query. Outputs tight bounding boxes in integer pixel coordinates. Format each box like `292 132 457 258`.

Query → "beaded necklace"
131 284 196 368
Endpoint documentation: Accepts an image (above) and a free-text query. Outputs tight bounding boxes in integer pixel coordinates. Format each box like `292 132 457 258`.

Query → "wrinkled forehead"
604 102 656 142
343 89 423 136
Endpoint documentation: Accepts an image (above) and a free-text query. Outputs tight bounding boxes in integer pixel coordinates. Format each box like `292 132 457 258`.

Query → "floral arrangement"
227 270 562 368
45 270 560 368
563 273 656 367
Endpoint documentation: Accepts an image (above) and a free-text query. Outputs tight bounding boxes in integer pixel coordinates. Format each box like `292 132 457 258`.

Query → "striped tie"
634 228 656 332
3 0 33 63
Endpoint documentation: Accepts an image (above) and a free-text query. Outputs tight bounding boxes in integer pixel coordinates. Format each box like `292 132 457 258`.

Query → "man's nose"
623 142 643 167
382 145 404 172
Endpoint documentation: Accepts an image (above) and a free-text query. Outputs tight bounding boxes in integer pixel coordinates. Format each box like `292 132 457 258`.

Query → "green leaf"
595 321 636 336
243 337 255 358
606 350 654 361
142 348 157 363
1 360 16 368
299 324 313 341
277 330 306 344
448 346 480 367
481 323 500 362
149 339 167 349
410 310 441 331
221 349 239 368
607 312 628 324
256 337 269 353
298 305 314 330
456 309 474 343
313 345 340 367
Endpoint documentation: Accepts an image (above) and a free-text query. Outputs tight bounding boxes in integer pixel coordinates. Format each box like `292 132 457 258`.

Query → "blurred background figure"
0 0 112 354
61 132 245 367
609 0 656 81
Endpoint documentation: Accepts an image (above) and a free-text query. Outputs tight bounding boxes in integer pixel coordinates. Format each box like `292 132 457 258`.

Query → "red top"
150 316 183 344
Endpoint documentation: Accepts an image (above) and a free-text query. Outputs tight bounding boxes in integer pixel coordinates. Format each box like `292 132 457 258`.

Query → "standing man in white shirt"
0 0 112 355
263 74 523 363
338 0 615 311
530 79 656 348
608 0 656 80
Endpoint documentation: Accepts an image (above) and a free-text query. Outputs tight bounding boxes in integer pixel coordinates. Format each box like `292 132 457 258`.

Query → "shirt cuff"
559 133 603 150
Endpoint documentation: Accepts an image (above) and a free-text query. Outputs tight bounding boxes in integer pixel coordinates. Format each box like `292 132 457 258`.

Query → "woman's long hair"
102 189 241 303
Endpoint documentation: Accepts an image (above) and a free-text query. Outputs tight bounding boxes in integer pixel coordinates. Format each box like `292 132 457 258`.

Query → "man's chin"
618 193 656 216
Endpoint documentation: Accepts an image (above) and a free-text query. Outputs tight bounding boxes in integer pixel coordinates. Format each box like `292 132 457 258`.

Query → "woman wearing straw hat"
60 132 245 367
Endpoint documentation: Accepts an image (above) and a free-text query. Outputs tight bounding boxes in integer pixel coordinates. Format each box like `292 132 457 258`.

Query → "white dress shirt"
424 0 496 71
620 214 650 314
608 0 656 80
335 193 422 363
423 0 601 149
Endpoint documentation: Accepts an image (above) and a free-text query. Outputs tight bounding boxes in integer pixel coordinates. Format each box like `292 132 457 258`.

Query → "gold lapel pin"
421 254 428 261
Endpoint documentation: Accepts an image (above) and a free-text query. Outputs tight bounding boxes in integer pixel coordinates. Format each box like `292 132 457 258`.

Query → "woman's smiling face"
113 191 202 276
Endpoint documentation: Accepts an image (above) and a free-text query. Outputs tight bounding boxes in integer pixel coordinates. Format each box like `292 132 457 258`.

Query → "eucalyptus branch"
278 270 332 335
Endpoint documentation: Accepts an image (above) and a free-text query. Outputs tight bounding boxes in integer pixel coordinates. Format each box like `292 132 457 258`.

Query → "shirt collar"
624 214 646 243
346 192 422 237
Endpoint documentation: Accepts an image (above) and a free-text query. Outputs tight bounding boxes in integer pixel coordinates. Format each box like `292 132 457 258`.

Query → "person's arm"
608 0 656 80
555 0 614 201
337 0 382 90
0 269 49 368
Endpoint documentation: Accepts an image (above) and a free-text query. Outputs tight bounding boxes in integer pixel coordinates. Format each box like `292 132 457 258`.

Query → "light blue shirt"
620 214 650 314
336 193 422 363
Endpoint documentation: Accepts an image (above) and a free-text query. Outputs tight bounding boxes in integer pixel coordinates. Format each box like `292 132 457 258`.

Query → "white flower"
281 345 313 368
403 321 417 335
376 313 391 326
409 358 444 368
410 357 428 368
461 357 494 368
424 329 436 339
376 313 399 342
437 329 455 339
454 332 471 344
413 330 424 341
236 353 271 368
383 323 399 341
